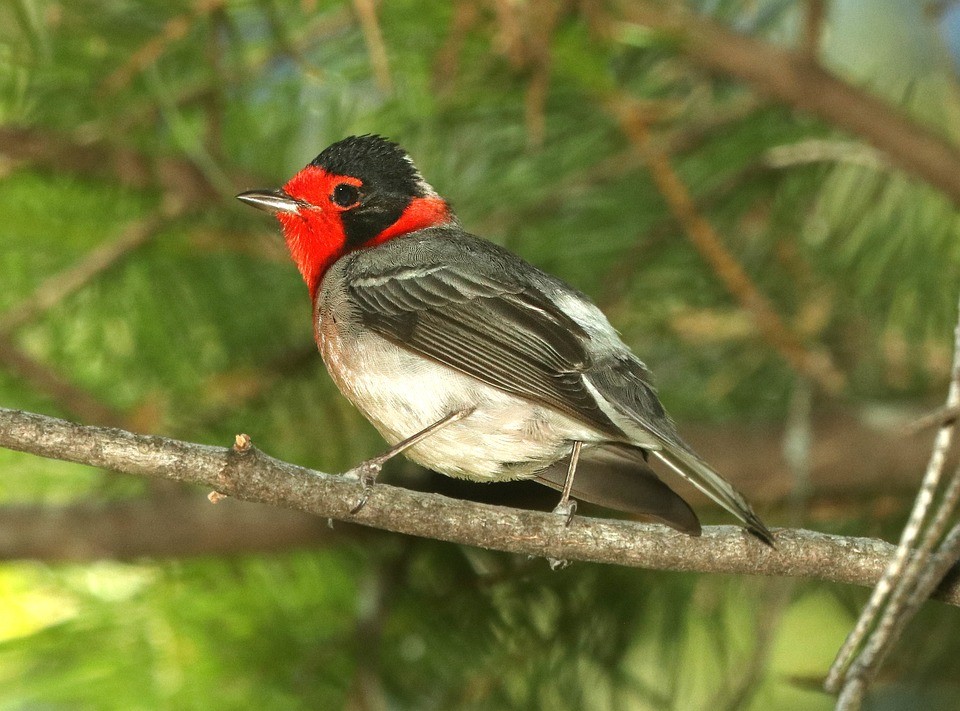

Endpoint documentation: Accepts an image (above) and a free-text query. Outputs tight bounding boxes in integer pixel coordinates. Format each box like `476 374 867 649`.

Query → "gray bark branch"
2 405 959 605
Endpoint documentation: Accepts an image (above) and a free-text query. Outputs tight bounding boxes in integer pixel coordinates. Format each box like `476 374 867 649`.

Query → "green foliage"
2 0 960 708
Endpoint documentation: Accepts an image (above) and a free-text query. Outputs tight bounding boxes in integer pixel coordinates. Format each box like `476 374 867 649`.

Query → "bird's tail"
651 446 774 546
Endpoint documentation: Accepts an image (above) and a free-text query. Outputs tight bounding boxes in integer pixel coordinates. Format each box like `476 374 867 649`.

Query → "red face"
275 165 450 299
276 166 361 296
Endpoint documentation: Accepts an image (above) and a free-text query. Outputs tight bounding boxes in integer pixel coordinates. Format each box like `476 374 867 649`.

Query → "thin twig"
842 460 960 699
903 404 960 436
912 523 960 607
522 0 560 149
834 524 960 710
2 406 960 602
614 107 845 393
202 7 229 163
852 523 960 695
827 292 960 700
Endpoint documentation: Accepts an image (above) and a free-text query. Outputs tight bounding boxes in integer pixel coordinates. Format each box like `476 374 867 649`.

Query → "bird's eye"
331 183 360 208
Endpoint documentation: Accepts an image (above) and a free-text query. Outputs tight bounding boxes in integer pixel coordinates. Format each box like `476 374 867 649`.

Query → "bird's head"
237 135 453 298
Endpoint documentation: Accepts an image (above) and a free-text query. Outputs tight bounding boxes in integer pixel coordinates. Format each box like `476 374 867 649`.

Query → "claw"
350 491 370 515
345 459 383 514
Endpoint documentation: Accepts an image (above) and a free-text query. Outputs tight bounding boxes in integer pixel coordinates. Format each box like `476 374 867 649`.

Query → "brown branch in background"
202 7 229 163
351 0 393 93
492 0 525 68
0 126 242 209
0 214 182 429
524 52 550 149
614 106 845 393
619 2 960 206
2 406 960 604
433 0 481 93
523 0 561 149
100 0 226 95
0 337 126 427
0 216 169 336
801 0 827 61
0 497 343 561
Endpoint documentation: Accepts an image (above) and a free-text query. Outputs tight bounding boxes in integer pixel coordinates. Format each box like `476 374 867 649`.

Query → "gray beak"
236 189 302 215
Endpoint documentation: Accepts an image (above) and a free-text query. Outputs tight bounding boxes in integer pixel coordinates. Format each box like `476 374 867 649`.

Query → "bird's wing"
344 258 623 435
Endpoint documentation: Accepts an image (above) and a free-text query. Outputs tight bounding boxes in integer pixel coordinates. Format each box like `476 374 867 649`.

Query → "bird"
237 134 773 545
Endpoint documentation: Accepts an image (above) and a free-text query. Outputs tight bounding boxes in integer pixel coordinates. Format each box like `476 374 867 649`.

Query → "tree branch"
1 406 959 604
0 125 259 208
620 3 960 206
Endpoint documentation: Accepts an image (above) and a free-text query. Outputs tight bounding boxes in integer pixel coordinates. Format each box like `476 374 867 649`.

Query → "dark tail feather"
535 444 701 535
651 447 774 546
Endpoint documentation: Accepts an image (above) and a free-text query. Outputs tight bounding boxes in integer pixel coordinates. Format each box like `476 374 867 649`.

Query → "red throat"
276 166 450 300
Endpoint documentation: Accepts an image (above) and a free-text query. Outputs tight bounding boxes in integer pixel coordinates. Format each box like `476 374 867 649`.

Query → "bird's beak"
236 189 302 215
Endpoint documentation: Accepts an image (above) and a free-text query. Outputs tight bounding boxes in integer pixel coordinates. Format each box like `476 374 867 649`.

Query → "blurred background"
2 0 960 709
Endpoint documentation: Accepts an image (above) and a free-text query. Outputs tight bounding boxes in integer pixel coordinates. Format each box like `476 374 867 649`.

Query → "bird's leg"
552 440 582 526
346 407 474 514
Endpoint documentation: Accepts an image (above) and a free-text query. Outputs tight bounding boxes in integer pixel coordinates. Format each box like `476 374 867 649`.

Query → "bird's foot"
547 499 577 568
551 498 577 527
344 458 383 514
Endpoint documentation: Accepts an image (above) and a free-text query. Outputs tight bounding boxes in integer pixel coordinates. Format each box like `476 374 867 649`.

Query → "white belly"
317 316 602 481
